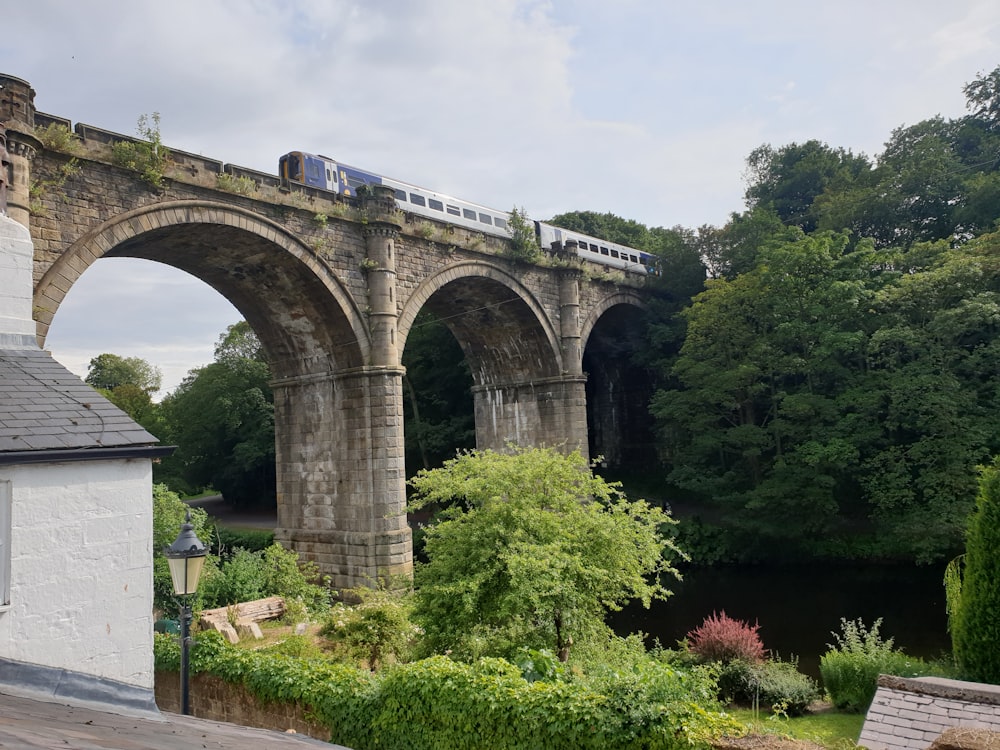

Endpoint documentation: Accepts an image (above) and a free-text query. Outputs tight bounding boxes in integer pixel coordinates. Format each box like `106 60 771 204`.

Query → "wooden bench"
198 596 286 644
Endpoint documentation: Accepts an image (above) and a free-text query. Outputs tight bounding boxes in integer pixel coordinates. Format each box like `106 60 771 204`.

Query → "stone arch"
580 289 654 471
398 260 563 386
34 200 370 376
579 288 647 352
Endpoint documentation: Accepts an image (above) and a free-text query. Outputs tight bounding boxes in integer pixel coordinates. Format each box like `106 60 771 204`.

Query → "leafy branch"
111 112 170 189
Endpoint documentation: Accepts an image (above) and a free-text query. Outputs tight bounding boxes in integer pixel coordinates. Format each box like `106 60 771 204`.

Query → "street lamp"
164 510 207 716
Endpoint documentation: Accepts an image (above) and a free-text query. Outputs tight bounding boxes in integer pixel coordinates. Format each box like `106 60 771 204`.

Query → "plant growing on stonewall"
111 112 170 189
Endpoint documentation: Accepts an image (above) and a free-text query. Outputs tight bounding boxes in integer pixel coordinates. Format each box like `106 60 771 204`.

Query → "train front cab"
279 151 338 191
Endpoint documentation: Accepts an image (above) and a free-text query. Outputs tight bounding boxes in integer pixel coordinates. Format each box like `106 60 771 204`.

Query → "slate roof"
0 348 160 453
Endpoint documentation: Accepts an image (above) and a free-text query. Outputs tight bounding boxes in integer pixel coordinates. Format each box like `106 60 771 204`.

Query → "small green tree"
320 587 417 670
111 112 170 188
408 446 683 662
506 206 541 262
950 460 1000 682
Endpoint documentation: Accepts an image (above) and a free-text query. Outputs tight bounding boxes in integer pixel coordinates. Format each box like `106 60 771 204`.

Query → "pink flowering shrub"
686 610 767 664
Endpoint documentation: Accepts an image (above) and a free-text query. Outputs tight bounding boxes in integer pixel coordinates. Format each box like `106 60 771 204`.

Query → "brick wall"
860 675 1000 750
155 671 331 741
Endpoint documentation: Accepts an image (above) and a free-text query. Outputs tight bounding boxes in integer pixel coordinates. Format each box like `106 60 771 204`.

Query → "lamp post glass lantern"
164 510 207 716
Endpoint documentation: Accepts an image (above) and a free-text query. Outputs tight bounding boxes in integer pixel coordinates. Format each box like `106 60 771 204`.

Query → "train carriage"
279 150 654 274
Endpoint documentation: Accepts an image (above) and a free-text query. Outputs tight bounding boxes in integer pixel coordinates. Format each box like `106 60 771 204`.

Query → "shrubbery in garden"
819 617 945 712
686 610 767 664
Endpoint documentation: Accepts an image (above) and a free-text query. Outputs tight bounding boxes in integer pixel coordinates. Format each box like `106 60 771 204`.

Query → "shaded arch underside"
37 204 368 376
583 302 658 470
399 264 562 387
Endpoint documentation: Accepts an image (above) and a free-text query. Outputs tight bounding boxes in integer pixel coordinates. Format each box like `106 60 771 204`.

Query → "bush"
320 587 418 670
717 658 819 716
153 636 742 750
198 543 331 615
687 611 767 664
213 527 274 555
819 617 942 712
950 461 1000 683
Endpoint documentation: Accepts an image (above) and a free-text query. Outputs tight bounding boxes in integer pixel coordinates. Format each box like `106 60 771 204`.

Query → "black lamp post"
163 510 207 716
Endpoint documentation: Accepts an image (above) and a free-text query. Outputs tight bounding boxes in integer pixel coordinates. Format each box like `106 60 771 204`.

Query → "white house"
0 211 171 711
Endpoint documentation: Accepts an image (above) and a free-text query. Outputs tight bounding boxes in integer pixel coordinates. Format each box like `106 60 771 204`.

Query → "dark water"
609 563 952 679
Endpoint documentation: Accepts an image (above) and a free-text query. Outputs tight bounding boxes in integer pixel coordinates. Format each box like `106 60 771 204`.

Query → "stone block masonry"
5 71 656 590
860 675 1000 750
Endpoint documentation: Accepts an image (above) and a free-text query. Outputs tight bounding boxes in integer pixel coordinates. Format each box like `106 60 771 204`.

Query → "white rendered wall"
0 458 155 690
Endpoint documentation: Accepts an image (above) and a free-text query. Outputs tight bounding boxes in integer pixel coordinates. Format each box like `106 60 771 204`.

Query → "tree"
408 446 683 662
949 460 1000 683
963 66 1000 132
159 322 275 506
86 352 162 394
743 140 871 234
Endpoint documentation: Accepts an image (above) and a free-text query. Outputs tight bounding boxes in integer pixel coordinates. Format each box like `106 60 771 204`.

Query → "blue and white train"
279 151 657 275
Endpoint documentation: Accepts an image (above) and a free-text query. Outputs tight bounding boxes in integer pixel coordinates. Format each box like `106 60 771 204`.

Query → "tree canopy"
408 446 682 662
86 352 163 394
158 322 276 506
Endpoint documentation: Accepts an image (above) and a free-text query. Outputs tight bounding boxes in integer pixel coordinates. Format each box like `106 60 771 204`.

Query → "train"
279 151 657 275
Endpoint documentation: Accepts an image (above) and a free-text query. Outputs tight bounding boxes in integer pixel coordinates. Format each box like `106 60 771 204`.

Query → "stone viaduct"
1 74 654 589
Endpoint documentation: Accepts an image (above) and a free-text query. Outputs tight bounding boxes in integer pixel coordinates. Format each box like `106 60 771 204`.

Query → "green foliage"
154 631 740 750
950 460 1000 683
199 542 331 614
687 611 766 664
716 658 819 717
320 587 418 670
409 446 683 662
159 322 275 506
212 526 274 554
505 206 541 262
111 112 170 188
819 617 942 712
86 353 162 394
199 547 268 606
216 172 258 196
363 655 739 750
34 122 79 153
28 156 81 216
152 484 220 617
744 140 871 234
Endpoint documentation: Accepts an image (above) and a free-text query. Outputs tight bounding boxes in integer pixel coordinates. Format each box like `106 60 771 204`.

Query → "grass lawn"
728 706 865 749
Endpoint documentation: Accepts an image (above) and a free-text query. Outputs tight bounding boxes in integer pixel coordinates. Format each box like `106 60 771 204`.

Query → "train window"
494 217 507 229
429 199 444 211
479 213 493 225
447 205 461 216
463 208 476 220
610 249 619 258
410 193 426 207
395 189 406 201
599 245 609 255
630 255 638 263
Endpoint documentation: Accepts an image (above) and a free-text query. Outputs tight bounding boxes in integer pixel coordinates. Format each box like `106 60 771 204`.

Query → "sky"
6 1 1000 395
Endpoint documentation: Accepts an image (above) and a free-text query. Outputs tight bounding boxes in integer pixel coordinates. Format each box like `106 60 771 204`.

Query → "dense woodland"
95 66 1000 567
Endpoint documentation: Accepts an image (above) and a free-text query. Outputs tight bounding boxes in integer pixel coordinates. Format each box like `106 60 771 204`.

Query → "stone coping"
877 674 1000 707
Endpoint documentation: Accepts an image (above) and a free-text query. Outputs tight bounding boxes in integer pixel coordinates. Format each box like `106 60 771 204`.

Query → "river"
608 563 952 679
